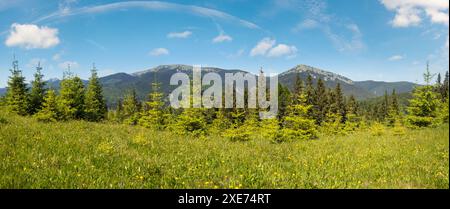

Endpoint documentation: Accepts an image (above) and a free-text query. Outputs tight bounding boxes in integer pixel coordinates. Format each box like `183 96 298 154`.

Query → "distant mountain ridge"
0 64 418 104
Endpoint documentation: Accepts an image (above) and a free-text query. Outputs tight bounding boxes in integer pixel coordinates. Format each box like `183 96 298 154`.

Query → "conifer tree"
293 74 304 104
139 82 166 130
122 89 141 125
406 65 440 127
114 99 124 123
390 89 400 116
5 57 28 116
28 62 47 115
58 67 85 120
84 64 107 121
34 89 59 122
381 90 389 120
277 91 317 142
277 84 291 120
305 74 314 106
332 83 347 123
346 95 358 115
313 78 328 125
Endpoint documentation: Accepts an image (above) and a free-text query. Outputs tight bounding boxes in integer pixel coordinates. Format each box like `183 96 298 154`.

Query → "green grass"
0 108 448 189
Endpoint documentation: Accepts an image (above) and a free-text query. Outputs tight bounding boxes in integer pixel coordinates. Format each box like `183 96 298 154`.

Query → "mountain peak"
282 64 353 85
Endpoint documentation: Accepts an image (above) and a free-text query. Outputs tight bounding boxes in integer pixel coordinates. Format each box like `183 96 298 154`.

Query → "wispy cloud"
213 34 232 43
388 55 405 61
292 0 365 53
167 31 192 39
149 48 170 56
35 1 260 29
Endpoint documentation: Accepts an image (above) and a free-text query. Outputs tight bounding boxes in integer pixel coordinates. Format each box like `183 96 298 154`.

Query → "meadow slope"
0 109 448 189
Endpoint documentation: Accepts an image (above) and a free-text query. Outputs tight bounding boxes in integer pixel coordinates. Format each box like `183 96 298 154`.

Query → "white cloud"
293 19 319 32
212 34 233 43
58 61 79 70
388 55 405 61
267 44 298 58
149 48 170 56
380 0 449 27
250 38 297 58
250 38 276 57
5 23 60 49
167 31 192 38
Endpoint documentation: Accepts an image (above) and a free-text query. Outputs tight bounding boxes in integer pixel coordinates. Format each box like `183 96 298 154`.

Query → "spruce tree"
313 78 328 125
381 90 389 120
85 65 107 121
139 82 166 130
5 57 28 116
333 83 346 123
34 89 59 122
277 84 291 120
58 67 85 120
293 74 304 104
406 65 440 127
122 89 141 125
305 74 314 106
386 89 400 126
277 91 317 142
29 62 47 115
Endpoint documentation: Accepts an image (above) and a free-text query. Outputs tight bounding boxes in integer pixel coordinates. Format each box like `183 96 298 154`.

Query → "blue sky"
0 0 448 87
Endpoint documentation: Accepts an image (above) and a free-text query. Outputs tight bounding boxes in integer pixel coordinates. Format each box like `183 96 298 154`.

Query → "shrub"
370 122 386 136
406 116 434 128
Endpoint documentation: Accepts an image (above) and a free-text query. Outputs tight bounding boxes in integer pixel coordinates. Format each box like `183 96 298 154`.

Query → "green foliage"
84 67 107 122
370 122 386 136
5 59 28 116
139 83 167 130
277 84 292 120
312 78 328 125
122 89 141 125
175 108 208 136
34 90 59 123
439 98 449 124
58 74 86 120
406 85 440 128
279 94 317 142
28 63 47 115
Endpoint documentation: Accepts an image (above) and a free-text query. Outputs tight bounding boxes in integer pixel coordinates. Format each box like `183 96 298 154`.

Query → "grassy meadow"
0 108 448 189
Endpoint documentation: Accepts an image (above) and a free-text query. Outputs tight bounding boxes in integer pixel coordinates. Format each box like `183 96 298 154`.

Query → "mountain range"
0 64 418 105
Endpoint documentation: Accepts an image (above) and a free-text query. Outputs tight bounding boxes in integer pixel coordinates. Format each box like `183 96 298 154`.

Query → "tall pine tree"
34 89 59 122
313 78 328 125
406 64 440 127
28 62 47 115
58 66 85 120
5 57 28 116
122 88 141 125
85 64 107 121
139 82 166 130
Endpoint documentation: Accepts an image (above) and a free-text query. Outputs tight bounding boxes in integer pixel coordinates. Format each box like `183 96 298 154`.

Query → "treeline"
1 58 449 142
2 59 107 122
